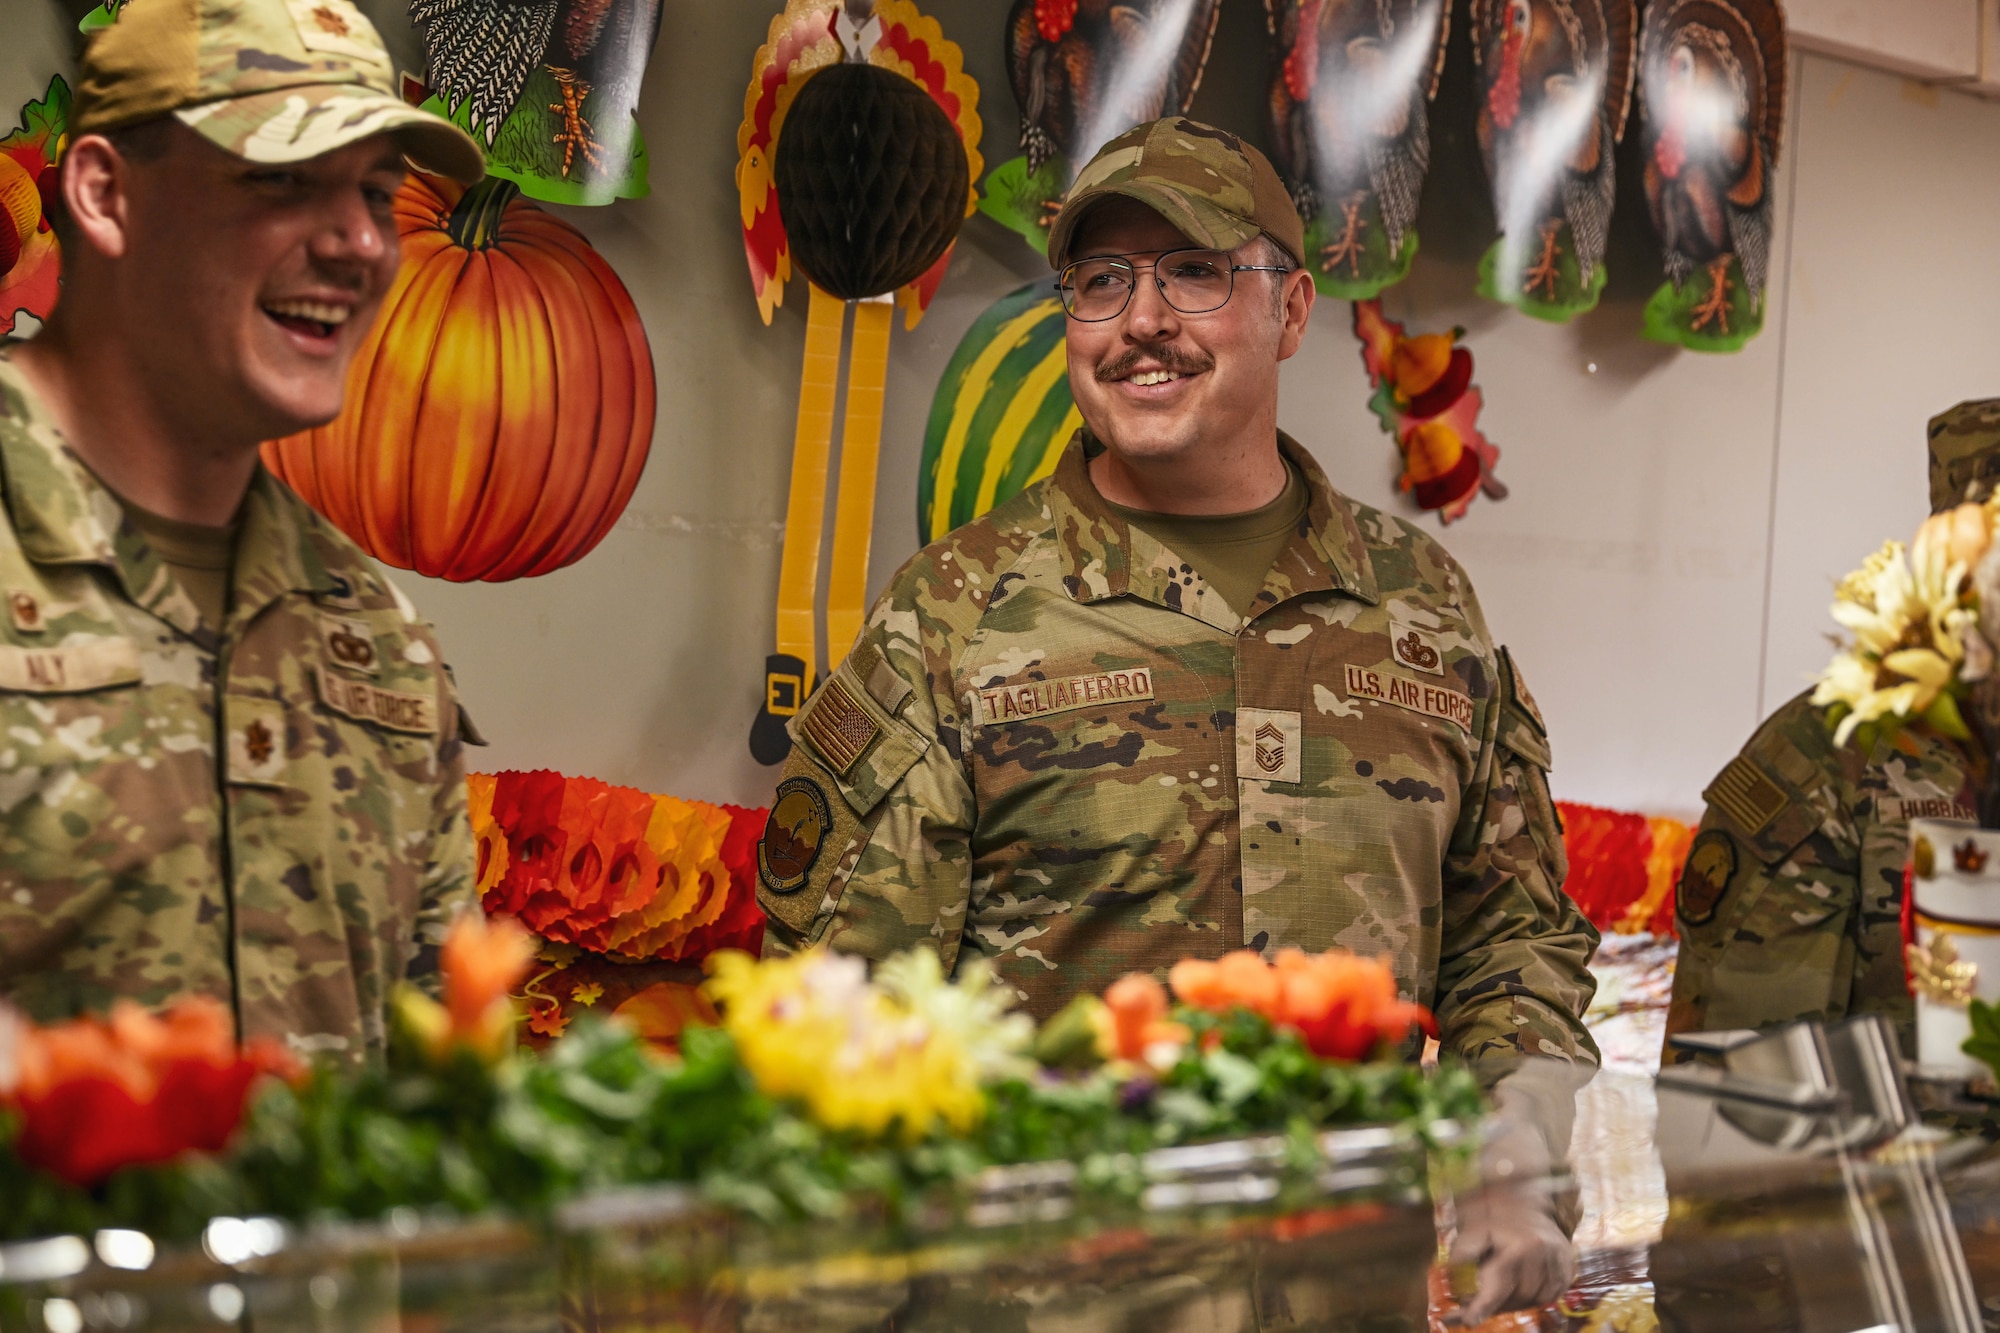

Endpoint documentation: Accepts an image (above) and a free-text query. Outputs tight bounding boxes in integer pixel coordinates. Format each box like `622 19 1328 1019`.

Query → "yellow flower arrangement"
703 949 1034 1141
1815 499 1998 747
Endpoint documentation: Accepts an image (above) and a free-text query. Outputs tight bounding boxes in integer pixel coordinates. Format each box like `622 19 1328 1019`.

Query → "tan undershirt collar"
116 493 239 630
1104 458 1308 617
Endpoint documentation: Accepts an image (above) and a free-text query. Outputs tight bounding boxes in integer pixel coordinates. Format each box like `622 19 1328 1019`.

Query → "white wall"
1761 62 2000 738
7 1 2000 820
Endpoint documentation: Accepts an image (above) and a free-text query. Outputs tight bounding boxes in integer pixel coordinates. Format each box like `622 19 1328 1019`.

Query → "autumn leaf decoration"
1352 299 1506 523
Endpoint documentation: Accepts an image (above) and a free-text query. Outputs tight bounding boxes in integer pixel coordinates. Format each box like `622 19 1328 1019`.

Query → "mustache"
1095 343 1215 383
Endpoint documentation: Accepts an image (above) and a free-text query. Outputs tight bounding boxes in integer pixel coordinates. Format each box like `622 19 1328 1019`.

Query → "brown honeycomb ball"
774 61 970 301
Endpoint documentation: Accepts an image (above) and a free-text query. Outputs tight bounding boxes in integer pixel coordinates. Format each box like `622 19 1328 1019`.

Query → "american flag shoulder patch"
798 675 880 776
1704 754 1789 837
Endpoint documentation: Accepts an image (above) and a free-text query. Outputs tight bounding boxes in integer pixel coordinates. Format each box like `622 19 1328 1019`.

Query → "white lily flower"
1818 504 1999 750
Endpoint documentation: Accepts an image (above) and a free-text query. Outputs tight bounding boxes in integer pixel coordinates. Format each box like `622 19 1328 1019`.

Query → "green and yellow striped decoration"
918 282 1080 544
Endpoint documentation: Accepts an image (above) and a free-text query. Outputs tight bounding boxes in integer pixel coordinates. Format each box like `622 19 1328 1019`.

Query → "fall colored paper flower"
1352 299 1504 524
469 773 765 969
0 997 298 1187
1165 948 1433 1061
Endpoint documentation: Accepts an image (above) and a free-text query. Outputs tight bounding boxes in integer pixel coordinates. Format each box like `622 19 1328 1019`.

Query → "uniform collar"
229 469 340 631
0 350 336 638
1046 429 1380 626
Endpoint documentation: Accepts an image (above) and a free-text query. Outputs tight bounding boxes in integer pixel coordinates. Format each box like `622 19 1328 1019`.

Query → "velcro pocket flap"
1495 648 1552 772
791 645 930 817
0 637 141 693
1704 736 1825 865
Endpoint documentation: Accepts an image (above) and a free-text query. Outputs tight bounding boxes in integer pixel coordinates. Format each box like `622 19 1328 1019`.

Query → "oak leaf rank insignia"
8 591 43 634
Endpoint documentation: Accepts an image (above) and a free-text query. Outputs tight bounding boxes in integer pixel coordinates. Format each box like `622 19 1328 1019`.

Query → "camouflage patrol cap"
1046 117 1305 270
72 0 483 183
1928 399 2000 513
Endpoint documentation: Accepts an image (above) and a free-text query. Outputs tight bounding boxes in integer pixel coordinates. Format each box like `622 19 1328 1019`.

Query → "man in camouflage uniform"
1665 400 2000 1059
758 116 1598 1322
0 0 486 1061
758 115 1596 1068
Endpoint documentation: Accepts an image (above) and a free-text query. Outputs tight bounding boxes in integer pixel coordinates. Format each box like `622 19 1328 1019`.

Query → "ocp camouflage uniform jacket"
0 353 475 1063
1665 689 1975 1058
758 433 1600 1073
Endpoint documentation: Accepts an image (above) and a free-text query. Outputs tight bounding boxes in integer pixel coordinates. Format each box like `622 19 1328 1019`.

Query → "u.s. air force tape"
316 667 437 734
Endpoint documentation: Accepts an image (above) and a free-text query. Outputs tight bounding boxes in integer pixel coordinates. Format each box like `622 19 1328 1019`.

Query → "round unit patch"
759 776 833 894
1677 829 1738 926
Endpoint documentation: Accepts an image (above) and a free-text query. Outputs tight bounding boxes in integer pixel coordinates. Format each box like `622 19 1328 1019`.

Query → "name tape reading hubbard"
980 669 1155 725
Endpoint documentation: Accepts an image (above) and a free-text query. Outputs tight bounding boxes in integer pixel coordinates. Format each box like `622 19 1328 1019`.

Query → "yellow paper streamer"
774 284 848 684
825 297 893 667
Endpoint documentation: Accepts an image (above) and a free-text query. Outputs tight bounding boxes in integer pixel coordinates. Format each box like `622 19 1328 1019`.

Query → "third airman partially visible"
1666 399 2000 1057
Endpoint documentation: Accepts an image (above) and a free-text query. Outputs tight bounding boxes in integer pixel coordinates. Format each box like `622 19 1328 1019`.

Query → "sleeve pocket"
791 648 931 816
759 653 932 941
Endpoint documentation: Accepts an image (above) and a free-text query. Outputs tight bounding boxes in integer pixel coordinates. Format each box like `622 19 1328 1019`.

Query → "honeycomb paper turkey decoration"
738 0 981 765
773 61 970 301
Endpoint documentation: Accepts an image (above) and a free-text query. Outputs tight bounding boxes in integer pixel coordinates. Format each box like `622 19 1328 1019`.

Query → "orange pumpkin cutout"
263 175 655 582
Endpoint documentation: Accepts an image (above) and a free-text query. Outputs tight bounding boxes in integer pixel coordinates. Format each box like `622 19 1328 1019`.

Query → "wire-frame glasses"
1056 248 1292 322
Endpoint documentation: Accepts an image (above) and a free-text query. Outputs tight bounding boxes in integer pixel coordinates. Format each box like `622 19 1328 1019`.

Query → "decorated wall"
5 0 2000 818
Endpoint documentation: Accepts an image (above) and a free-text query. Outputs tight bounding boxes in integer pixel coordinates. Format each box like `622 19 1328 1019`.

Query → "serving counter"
10 1051 2000 1333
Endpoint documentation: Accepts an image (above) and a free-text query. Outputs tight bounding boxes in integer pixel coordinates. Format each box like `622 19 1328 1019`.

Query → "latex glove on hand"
1448 1179 1575 1324
1446 1061 1590 1324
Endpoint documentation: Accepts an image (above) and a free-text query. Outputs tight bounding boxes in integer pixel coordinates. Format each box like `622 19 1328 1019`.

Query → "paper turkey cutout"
1471 0 1636 321
1637 0 1786 352
981 0 1223 255
1265 0 1451 300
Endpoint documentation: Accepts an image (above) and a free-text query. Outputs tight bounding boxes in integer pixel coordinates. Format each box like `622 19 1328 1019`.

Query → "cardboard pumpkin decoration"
263 174 655 582
739 0 980 766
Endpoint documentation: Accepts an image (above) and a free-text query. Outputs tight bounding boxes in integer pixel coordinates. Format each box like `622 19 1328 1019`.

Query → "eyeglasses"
1055 248 1293 322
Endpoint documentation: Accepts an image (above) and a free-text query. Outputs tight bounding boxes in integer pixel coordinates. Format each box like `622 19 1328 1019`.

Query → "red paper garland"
1556 801 1694 938
467 772 767 1042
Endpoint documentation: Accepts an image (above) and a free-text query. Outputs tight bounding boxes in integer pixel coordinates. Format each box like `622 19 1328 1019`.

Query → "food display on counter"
0 913 1474 1221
